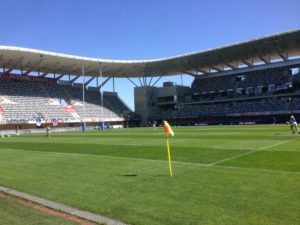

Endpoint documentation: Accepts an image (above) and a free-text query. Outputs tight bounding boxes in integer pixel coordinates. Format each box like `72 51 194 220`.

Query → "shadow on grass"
120 174 138 177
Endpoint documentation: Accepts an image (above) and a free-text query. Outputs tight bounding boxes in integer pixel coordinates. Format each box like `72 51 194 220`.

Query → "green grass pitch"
0 125 299 225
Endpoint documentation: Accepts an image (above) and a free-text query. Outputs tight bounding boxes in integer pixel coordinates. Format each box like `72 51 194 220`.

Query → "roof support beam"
40 72 49 77
148 76 154 86
152 75 163 87
5 68 14 74
126 77 138 87
39 62 61 76
242 60 253 67
276 50 288 61
55 74 65 80
183 71 199 77
22 70 32 76
138 77 143 86
112 77 115 92
210 66 222 72
196 68 208 74
96 77 111 89
258 55 270 64
70 76 80 83
82 66 85 103
225 63 237 69
85 77 95 86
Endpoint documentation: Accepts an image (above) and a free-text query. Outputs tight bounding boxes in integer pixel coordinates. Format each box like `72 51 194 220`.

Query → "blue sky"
0 0 300 110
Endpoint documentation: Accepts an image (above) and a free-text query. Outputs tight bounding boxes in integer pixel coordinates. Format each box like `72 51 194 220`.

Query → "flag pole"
165 133 173 177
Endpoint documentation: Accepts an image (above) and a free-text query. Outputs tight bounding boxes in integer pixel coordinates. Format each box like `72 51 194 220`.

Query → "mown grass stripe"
1 147 299 175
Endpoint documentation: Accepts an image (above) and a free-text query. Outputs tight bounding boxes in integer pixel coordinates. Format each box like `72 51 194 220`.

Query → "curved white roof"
0 29 300 77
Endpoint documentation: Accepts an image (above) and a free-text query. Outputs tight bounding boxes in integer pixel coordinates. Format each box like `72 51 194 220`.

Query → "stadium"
0 29 300 130
0 29 300 225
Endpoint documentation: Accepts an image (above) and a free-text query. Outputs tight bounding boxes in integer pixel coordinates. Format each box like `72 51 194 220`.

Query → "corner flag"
163 120 174 136
163 120 174 177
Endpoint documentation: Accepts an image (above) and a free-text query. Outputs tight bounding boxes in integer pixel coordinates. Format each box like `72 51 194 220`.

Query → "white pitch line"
257 140 293 150
209 139 293 166
0 147 299 174
208 150 258 166
0 147 211 167
211 146 255 151
0 147 169 164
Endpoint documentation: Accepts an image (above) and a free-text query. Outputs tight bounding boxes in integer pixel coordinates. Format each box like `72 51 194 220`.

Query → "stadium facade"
0 29 300 129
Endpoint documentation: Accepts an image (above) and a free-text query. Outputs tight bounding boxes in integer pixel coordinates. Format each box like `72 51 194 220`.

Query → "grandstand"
0 29 300 128
0 73 131 129
146 62 300 125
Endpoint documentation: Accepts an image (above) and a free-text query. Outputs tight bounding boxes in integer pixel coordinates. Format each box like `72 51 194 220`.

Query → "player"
289 115 300 134
272 116 276 126
46 124 51 138
15 125 20 136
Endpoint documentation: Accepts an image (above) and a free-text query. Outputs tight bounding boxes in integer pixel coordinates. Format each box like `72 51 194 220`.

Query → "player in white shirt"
289 115 300 134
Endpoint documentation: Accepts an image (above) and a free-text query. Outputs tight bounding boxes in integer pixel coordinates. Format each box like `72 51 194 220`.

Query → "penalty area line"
209 139 293 166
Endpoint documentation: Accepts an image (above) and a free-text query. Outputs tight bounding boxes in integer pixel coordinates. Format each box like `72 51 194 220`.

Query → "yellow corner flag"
163 120 174 177
164 120 174 137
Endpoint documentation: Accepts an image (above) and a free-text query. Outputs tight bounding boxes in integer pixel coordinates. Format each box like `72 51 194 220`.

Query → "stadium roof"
0 29 300 78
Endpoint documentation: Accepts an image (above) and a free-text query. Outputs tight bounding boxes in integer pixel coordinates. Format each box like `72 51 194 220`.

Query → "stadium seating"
0 76 131 122
151 97 300 119
149 66 297 120
150 66 300 121
191 67 293 101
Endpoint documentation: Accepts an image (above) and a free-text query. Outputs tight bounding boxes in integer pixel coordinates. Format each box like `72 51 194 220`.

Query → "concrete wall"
134 86 158 125
134 84 191 125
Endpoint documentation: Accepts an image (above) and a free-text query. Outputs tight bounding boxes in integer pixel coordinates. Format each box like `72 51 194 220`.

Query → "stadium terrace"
0 29 300 130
